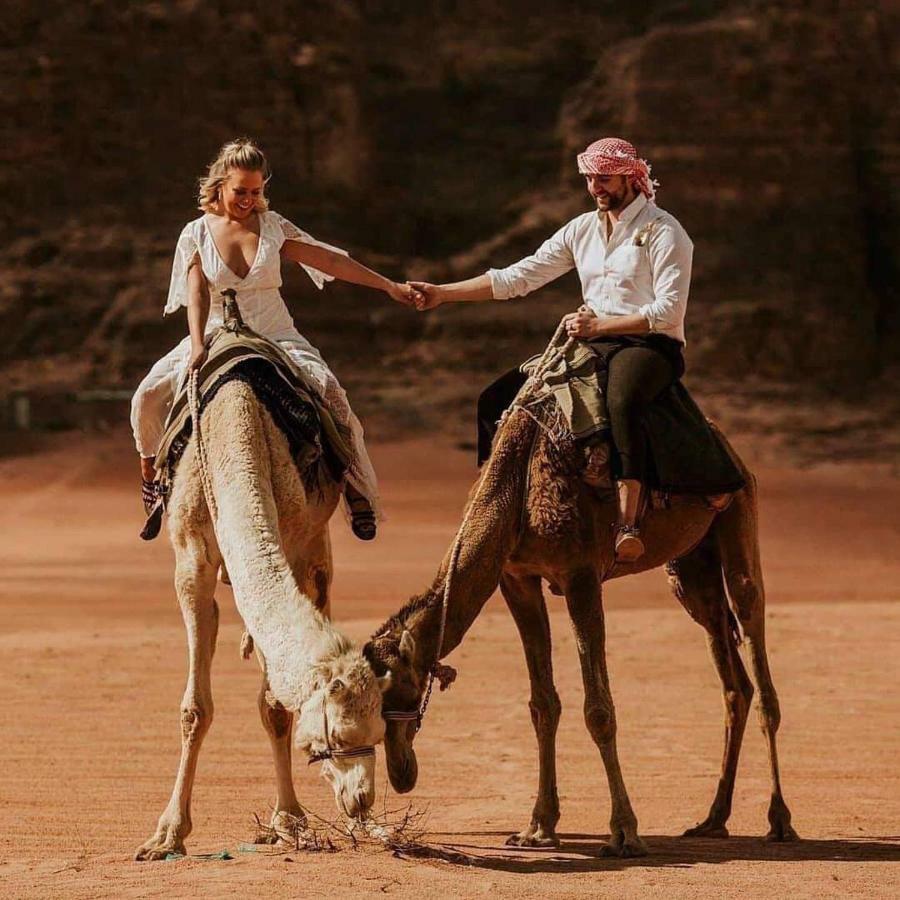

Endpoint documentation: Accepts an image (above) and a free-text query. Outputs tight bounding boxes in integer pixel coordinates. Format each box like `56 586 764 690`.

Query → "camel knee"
755 690 781 733
584 700 616 744
724 686 752 727
529 691 561 734
727 572 764 624
181 703 212 744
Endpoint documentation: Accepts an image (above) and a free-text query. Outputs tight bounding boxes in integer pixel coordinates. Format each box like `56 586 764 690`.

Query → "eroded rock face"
2 1 897 407
558 2 900 381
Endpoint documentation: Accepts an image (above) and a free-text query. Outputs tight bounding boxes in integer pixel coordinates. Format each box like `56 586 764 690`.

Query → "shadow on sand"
398 832 900 873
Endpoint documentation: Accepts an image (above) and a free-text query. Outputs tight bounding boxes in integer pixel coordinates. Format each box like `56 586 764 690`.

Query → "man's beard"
597 192 626 211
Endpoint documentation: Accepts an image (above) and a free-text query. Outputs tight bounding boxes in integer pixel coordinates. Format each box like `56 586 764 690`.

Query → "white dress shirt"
487 193 693 344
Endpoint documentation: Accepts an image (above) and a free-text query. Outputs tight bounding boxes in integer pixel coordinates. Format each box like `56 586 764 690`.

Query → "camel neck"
199 381 348 711
405 597 448 675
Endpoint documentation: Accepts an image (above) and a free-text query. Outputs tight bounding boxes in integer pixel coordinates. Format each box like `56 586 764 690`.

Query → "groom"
409 137 694 562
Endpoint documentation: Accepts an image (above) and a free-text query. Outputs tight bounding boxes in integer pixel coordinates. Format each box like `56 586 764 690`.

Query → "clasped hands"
386 280 443 310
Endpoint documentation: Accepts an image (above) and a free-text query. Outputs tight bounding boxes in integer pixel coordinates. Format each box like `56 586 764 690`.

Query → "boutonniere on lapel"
633 217 663 247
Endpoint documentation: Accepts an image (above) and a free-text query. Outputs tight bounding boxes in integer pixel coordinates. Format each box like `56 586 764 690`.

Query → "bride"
130 138 419 540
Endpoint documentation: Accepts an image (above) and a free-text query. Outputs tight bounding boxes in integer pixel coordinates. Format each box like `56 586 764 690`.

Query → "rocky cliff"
2 0 898 449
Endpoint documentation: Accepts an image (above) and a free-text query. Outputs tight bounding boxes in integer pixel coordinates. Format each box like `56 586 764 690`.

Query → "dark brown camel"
364 407 797 857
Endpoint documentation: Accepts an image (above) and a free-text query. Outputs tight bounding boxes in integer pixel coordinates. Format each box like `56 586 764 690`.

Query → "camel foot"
598 830 648 858
254 808 309 845
766 820 800 842
134 824 187 861
505 823 560 849
683 820 730 839
766 797 799 842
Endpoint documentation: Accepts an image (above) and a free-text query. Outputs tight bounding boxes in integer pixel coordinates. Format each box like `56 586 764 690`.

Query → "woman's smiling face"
220 168 264 220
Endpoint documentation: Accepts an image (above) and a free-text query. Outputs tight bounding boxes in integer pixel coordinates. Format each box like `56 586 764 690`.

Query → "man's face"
585 173 634 212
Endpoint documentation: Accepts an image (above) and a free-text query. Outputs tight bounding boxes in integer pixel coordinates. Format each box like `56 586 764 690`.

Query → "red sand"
1 433 898 898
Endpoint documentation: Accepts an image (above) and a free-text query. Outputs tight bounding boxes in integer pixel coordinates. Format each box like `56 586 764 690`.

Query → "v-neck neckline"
204 212 263 281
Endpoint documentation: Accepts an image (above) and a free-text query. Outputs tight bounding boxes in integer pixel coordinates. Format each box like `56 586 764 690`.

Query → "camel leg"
251 529 330 843
254 673 307 844
666 538 753 838
135 552 219 861
499 572 562 848
564 568 647 858
716 479 799 841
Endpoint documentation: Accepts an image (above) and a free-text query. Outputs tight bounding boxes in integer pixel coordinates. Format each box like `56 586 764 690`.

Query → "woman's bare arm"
281 241 419 306
186 256 211 369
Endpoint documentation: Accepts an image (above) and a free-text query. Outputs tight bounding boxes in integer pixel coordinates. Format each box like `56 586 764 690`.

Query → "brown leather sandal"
141 478 159 515
140 479 165 542
614 525 645 562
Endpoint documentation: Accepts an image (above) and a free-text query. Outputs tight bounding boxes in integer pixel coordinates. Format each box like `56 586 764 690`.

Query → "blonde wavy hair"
197 138 271 212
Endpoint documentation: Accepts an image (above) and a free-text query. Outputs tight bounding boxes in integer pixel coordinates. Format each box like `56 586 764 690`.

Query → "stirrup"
614 525 645 562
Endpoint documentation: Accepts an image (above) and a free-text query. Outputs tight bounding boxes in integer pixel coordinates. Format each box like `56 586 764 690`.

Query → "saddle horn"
221 289 245 332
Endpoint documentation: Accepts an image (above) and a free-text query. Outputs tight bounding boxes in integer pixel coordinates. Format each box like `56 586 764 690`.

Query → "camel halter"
381 321 573 733
307 692 376 766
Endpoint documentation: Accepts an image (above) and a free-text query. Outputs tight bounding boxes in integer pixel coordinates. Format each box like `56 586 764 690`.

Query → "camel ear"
328 678 346 696
377 672 393 694
399 630 417 665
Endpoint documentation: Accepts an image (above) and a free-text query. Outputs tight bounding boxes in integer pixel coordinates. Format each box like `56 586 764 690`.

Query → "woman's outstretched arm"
280 241 421 307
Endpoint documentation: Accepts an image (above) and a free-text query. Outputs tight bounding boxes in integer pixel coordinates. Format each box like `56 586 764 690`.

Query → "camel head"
363 628 425 794
293 652 392 818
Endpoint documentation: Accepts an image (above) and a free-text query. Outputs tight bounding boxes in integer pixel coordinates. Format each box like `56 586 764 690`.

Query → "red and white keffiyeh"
576 137 659 202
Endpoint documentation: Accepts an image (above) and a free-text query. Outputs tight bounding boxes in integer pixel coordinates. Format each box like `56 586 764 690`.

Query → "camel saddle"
519 334 746 497
141 299 351 541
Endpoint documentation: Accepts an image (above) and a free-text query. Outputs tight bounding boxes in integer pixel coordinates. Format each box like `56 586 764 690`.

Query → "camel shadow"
408 832 900 874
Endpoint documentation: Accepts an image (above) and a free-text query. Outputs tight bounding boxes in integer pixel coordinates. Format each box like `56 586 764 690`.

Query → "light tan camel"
135 378 390 861
364 407 797 857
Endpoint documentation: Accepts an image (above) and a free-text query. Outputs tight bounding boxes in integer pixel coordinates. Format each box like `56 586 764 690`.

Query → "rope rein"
188 368 219 528
384 320 575 731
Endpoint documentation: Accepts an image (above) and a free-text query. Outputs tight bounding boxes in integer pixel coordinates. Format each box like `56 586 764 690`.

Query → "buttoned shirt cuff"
487 268 514 300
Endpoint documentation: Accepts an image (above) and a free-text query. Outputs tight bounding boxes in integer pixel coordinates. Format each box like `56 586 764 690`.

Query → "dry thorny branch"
251 799 429 855
250 789 477 864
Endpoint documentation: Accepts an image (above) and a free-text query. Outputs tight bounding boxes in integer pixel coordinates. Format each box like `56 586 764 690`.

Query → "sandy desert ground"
1 431 899 899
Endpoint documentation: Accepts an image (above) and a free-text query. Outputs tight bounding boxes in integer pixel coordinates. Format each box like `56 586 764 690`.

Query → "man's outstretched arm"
409 222 576 309
407 273 494 308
